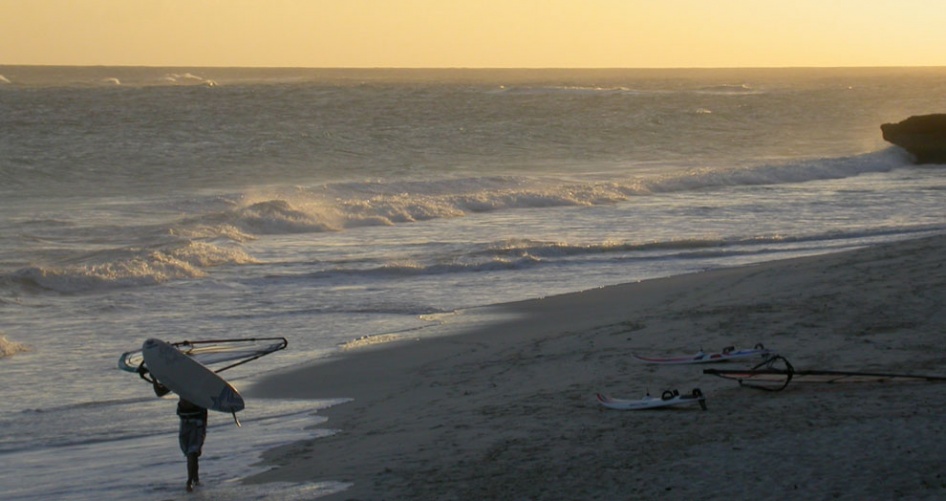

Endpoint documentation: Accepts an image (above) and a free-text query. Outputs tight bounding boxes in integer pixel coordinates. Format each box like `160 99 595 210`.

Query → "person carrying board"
134 338 251 491
137 363 210 491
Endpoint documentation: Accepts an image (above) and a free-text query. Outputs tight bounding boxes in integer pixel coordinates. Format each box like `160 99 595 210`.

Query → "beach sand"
245 235 946 500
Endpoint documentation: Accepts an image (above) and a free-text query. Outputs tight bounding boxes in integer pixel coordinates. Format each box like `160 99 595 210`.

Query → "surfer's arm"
136 363 171 397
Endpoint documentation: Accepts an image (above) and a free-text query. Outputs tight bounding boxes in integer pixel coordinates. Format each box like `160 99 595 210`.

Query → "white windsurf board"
596 389 707 410
141 338 244 413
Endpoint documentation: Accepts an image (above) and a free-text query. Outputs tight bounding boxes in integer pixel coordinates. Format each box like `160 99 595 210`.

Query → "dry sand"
245 235 946 500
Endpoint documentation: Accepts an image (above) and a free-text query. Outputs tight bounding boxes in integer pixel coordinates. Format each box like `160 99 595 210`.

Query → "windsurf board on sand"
633 343 772 365
141 338 245 414
596 388 707 410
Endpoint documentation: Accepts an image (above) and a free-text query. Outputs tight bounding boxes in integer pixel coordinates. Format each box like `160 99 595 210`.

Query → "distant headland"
881 114 946 164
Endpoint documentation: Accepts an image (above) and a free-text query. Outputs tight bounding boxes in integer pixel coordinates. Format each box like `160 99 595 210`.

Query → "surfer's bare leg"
186 453 199 490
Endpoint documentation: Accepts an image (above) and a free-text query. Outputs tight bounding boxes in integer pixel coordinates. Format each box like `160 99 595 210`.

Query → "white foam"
161 72 217 87
13 242 258 293
221 151 909 239
0 335 28 358
340 333 413 350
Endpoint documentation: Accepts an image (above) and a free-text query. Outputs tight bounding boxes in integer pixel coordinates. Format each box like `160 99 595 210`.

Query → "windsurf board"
633 344 772 365
596 389 707 410
141 338 244 414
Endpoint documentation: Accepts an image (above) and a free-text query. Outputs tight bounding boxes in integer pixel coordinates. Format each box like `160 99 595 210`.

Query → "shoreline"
245 235 946 499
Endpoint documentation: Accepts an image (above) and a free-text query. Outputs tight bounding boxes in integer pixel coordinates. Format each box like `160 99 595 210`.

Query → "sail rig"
118 337 288 375
703 355 946 392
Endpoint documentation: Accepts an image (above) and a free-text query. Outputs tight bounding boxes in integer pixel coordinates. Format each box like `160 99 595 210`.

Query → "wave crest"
12 242 257 293
212 178 639 238
0 335 29 358
160 72 217 87
214 150 908 239
236 200 342 233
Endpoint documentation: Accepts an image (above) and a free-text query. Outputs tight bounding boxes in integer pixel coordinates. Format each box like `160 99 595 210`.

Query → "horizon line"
2 64 946 71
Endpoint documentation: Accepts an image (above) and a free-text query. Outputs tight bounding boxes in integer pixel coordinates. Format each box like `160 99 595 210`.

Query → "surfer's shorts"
178 418 207 456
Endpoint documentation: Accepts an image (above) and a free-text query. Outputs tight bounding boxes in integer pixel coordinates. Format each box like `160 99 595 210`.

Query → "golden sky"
2 0 945 68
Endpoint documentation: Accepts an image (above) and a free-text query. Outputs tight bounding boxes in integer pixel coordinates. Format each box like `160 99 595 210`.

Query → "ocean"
1 66 944 499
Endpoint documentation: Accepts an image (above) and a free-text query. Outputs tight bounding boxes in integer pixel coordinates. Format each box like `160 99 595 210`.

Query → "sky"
2 0 945 68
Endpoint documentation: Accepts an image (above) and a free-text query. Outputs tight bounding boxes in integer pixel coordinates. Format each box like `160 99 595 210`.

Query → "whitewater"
1 66 944 499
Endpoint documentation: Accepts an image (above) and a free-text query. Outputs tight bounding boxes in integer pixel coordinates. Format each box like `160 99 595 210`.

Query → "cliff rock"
881 114 946 164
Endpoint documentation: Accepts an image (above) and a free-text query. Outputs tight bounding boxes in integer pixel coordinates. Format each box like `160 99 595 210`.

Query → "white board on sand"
596 389 707 410
141 338 245 413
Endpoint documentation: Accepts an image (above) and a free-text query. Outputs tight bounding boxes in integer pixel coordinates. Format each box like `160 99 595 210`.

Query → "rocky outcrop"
881 114 946 164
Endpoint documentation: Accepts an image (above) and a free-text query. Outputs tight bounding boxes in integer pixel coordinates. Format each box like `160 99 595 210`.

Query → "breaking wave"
695 84 761 95
159 72 217 87
0 335 28 358
494 85 640 96
11 242 257 293
492 82 764 97
201 149 910 238
4 149 913 294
